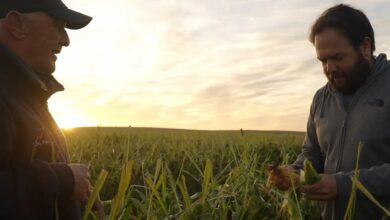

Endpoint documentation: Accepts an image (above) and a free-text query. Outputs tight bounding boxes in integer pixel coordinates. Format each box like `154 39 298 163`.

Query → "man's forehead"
315 29 354 50
314 28 350 43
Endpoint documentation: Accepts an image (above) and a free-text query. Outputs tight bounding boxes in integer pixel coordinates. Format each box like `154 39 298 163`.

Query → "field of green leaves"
64 127 321 220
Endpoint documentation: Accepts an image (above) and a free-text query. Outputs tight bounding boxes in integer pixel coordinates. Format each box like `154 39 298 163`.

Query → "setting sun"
49 102 96 128
54 114 96 129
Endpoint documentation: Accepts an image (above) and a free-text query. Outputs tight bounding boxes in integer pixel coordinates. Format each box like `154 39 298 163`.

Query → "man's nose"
325 60 337 73
60 29 70 47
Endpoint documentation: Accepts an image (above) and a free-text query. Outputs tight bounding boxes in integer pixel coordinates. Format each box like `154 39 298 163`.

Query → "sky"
49 0 390 131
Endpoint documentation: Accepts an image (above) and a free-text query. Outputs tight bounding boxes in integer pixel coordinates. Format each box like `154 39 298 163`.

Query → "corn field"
64 127 321 220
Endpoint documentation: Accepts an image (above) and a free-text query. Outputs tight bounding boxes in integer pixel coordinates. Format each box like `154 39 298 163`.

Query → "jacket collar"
369 53 389 81
0 43 64 100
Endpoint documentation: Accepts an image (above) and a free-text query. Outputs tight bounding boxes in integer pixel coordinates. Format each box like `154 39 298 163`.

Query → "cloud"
50 0 389 130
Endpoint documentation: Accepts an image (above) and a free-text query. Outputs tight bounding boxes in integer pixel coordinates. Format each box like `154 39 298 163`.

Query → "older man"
269 4 390 220
0 0 101 219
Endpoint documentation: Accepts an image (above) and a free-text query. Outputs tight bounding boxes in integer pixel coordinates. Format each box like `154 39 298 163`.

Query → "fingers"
81 195 105 220
303 194 330 201
302 188 335 201
79 171 91 204
299 174 338 201
81 185 92 205
92 196 105 220
299 182 322 194
69 164 92 203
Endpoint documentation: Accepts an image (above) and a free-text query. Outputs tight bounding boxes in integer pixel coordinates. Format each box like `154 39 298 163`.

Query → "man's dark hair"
309 4 375 53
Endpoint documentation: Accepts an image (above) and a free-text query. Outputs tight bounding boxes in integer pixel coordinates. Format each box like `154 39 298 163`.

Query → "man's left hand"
92 196 105 220
299 174 338 201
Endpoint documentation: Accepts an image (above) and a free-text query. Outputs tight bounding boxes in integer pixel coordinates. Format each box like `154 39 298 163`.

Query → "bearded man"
269 4 390 220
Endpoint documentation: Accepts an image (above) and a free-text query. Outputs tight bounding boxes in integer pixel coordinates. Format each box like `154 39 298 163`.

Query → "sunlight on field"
64 127 321 219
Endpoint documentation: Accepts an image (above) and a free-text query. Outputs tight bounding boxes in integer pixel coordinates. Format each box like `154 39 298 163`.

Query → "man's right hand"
69 164 91 204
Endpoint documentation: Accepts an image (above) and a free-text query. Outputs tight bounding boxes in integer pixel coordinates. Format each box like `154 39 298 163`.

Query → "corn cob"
300 159 320 185
267 165 300 190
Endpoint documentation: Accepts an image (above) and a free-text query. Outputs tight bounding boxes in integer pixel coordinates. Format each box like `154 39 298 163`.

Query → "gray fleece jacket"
294 54 390 220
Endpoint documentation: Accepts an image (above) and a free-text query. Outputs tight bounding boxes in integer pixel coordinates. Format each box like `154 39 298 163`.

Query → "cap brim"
47 8 92 30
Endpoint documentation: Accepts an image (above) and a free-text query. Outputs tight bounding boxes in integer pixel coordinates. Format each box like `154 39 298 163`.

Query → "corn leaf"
351 177 390 216
82 169 108 220
201 159 213 203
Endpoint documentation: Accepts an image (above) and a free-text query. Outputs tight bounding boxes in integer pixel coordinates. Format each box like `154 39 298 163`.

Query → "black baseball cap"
0 0 92 29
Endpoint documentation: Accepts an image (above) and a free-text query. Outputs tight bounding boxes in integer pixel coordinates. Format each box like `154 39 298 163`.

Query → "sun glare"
55 114 96 129
49 100 96 129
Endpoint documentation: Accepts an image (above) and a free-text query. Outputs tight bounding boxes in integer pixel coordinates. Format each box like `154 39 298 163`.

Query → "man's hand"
299 174 337 201
93 195 105 220
69 164 91 204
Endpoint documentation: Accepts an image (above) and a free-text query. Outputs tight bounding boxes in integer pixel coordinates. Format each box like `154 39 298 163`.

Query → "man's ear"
359 37 372 60
4 11 28 40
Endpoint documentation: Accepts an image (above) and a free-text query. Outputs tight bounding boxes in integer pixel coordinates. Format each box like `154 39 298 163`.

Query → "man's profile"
0 0 103 219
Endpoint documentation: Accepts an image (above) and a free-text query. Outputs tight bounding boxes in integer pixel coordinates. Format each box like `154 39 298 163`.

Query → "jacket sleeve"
293 91 325 173
334 163 390 198
0 98 74 216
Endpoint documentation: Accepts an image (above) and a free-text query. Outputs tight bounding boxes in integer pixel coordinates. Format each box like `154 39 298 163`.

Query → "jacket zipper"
334 101 350 220
334 82 373 172
336 117 347 172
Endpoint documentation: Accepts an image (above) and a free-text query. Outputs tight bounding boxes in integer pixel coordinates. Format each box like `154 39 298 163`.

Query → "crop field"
64 127 321 220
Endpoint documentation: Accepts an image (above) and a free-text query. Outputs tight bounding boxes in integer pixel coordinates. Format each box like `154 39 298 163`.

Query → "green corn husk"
282 190 302 220
301 159 320 185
